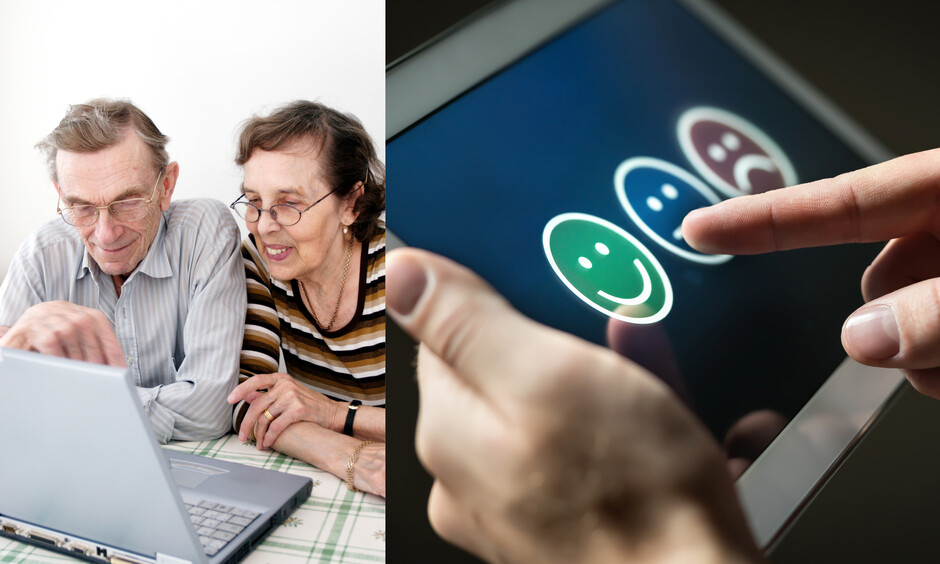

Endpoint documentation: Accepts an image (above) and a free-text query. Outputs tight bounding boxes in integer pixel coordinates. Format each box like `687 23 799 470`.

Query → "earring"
343 226 348 234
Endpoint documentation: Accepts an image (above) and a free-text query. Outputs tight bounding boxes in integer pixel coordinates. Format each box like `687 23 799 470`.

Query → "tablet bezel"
387 0 904 548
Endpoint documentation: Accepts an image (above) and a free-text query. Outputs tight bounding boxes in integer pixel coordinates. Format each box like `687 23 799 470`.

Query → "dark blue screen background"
388 0 882 439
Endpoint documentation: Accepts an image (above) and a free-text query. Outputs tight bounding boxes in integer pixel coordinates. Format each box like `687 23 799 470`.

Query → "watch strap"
343 400 362 436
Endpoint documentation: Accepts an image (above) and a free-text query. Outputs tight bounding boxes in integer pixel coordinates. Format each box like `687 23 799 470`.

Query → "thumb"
102 333 127 368
842 278 940 372
386 248 566 397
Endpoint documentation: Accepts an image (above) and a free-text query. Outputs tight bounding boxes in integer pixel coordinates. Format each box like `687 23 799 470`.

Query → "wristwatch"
343 400 362 436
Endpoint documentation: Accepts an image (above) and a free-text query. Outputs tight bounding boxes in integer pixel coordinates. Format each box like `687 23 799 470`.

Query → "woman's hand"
351 442 386 498
228 373 343 449
387 249 762 564
684 148 940 397
271 421 386 498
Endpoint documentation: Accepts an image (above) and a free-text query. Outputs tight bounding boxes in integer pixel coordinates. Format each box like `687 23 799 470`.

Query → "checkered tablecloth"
0 434 386 563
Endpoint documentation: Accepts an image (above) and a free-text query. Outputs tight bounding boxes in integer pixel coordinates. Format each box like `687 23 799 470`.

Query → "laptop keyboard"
185 500 261 556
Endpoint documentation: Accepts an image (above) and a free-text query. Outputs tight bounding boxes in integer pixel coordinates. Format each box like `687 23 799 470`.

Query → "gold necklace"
300 235 354 331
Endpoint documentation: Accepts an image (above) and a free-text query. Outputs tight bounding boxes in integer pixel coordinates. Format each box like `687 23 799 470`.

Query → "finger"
78 329 106 364
861 233 940 302
242 390 264 404
31 328 69 359
426 481 489 561
413 346 510 487
904 367 940 400
254 411 272 450
252 400 278 448
256 397 285 448
228 373 278 403
68 310 118 365
87 310 126 367
722 410 789 461
238 412 256 443
84 311 120 365
253 417 270 450
261 403 300 449
387 248 581 397
842 278 940 370
72 310 106 364
57 326 88 362
98 330 127 367
0 329 25 349
239 393 276 442
606 319 689 403
683 149 940 254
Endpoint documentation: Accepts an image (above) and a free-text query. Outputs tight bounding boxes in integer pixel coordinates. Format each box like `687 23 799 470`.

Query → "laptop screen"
0 348 311 564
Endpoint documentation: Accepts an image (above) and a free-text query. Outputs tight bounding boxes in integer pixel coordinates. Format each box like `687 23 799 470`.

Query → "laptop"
0 347 312 564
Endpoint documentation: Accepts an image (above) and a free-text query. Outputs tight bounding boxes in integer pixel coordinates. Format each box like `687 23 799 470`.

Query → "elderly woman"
226 101 385 497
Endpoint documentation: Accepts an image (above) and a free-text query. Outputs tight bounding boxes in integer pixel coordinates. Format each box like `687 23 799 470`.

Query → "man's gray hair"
36 98 169 182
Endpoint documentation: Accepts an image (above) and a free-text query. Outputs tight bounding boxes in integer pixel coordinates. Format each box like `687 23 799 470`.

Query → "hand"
228 372 343 449
269 421 387 498
683 148 940 397
0 301 125 366
351 442 386 498
387 249 762 564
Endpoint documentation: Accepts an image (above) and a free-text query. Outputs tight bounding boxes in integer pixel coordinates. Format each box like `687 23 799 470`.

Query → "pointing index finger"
683 149 940 255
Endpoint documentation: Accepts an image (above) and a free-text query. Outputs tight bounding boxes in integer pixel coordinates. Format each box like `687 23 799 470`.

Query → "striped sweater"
239 229 386 406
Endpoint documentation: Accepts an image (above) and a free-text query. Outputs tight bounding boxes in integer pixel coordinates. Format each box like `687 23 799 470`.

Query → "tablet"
387 0 904 548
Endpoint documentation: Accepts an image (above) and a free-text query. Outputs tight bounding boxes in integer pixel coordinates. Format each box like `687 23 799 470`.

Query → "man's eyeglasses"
229 189 337 227
58 170 164 227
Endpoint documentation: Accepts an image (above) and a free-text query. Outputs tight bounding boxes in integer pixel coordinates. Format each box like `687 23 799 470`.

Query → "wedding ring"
263 409 275 422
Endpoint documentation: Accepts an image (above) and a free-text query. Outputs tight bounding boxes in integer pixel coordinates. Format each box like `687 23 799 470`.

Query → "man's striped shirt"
0 199 247 442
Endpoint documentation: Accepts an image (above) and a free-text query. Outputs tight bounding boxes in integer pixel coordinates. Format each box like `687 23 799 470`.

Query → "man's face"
55 133 171 277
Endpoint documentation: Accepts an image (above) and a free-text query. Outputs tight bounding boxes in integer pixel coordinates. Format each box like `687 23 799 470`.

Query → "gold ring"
263 409 274 422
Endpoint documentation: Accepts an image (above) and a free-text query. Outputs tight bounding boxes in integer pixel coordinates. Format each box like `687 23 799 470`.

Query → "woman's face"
242 140 357 283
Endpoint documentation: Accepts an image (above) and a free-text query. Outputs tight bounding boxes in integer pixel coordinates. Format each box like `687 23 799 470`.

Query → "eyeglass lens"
63 199 150 226
233 203 303 226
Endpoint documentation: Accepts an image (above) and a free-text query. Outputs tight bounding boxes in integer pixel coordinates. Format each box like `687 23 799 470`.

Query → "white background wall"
0 0 384 280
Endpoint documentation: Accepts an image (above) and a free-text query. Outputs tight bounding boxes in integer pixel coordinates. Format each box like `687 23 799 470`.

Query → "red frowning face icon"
677 107 797 198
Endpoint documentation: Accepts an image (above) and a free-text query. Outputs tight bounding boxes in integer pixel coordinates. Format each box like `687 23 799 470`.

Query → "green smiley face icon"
543 213 673 324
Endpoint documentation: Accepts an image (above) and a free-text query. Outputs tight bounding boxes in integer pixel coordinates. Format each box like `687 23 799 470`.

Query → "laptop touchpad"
169 458 228 488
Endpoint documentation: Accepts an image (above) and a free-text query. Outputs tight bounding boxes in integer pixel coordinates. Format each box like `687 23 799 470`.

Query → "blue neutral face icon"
614 156 731 265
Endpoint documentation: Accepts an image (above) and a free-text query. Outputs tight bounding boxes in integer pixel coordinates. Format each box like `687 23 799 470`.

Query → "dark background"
388 1 940 562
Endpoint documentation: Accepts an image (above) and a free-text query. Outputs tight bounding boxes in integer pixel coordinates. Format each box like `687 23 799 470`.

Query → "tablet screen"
388 0 882 443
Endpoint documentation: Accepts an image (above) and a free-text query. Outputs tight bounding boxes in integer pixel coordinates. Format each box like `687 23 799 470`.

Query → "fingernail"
387 254 427 316
844 304 900 360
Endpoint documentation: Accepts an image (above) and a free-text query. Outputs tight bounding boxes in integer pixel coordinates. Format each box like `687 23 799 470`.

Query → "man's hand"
683 148 940 397
228 373 343 449
0 301 125 366
387 249 762 564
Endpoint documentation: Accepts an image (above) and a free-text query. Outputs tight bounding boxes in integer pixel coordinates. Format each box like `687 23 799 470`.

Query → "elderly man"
0 99 246 442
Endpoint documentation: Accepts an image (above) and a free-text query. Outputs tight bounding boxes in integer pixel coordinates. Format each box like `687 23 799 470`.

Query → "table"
0 434 386 563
